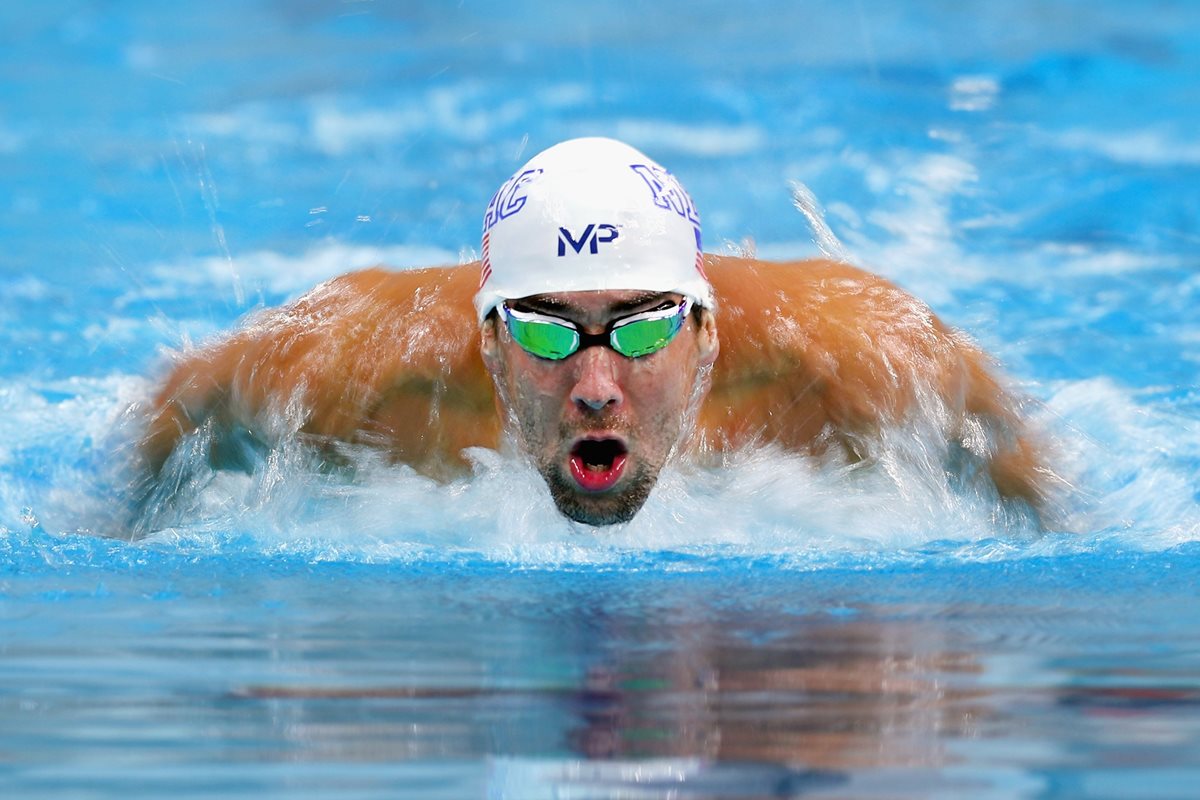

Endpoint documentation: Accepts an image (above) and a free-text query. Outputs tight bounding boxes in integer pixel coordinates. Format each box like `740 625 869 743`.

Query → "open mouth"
568 437 629 493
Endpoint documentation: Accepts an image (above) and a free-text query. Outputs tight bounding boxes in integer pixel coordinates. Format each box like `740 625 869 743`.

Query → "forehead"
511 289 678 318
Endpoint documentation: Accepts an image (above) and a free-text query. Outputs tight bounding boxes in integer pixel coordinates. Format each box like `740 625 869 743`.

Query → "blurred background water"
1 1 1199 797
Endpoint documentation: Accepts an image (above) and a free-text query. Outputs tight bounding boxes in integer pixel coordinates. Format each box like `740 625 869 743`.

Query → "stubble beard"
496 352 712 527
523 410 669 526
541 455 660 526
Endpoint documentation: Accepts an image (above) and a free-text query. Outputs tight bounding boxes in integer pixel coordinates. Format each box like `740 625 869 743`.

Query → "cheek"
626 349 700 420
500 352 572 434
510 372 560 418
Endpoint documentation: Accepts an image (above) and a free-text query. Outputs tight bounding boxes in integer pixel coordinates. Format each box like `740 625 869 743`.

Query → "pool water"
2 1 1199 797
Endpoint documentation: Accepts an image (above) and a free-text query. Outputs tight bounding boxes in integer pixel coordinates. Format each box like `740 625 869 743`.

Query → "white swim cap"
475 137 712 322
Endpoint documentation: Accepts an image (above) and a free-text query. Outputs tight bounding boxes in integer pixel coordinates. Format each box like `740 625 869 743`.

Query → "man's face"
481 290 719 525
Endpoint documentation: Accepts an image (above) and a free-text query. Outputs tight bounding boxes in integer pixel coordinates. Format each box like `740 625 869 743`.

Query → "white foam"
0 374 154 538
3 359 1197 568
187 85 532 156
10 244 1193 565
1036 243 1182 276
309 104 427 157
5 189 1197 567
148 240 458 299
789 181 852 263
1039 378 1200 548
185 107 297 146
82 317 144 346
1054 127 1200 167
850 153 982 305
780 148 983 303
773 145 1181 314
2 276 50 301
611 120 766 157
133 435 1034 567
106 365 1139 565
949 75 1000 112
308 87 533 155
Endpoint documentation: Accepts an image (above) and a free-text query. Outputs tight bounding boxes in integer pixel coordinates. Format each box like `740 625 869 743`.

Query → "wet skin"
480 291 718 525
140 256 1059 524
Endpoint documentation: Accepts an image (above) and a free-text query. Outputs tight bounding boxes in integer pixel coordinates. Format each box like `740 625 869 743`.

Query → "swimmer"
141 137 1057 526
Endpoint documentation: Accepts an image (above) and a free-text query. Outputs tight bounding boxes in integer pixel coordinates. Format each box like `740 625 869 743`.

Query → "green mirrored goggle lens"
506 315 579 360
609 313 686 358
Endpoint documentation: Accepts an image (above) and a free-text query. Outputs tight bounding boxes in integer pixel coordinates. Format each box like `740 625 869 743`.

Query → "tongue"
569 453 627 492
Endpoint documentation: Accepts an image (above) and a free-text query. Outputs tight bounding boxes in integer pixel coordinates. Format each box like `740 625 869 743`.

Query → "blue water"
2 1 1200 797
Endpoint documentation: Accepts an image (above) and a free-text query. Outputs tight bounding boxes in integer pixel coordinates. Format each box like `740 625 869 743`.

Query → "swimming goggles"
498 298 693 360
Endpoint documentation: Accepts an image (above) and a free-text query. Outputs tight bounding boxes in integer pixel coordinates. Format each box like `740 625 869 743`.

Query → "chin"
543 466 656 527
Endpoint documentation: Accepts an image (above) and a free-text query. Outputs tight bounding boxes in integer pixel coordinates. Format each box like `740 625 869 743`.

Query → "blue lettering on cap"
483 168 543 232
630 164 701 227
558 223 620 256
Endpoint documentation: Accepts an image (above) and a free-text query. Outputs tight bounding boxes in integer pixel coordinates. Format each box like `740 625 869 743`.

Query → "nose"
570 346 624 412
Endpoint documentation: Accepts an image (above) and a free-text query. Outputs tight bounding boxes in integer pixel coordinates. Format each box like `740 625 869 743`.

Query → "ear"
695 308 719 368
479 316 502 374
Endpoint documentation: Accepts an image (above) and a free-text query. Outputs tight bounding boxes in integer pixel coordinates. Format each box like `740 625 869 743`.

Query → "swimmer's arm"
704 256 1060 514
140 330 247 474
140 274 371 475
140 266 498 479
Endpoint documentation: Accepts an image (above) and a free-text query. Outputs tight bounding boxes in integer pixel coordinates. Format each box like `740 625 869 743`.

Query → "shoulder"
704 254 977 427
280 264 477 321
260 264 482 377
707 255 952 359
707 255 930 323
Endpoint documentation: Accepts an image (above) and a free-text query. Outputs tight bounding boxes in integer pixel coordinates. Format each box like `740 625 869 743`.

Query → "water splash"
4 218 1198 570
180 138 244 307
789 180 852 263
2 362 1195 571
